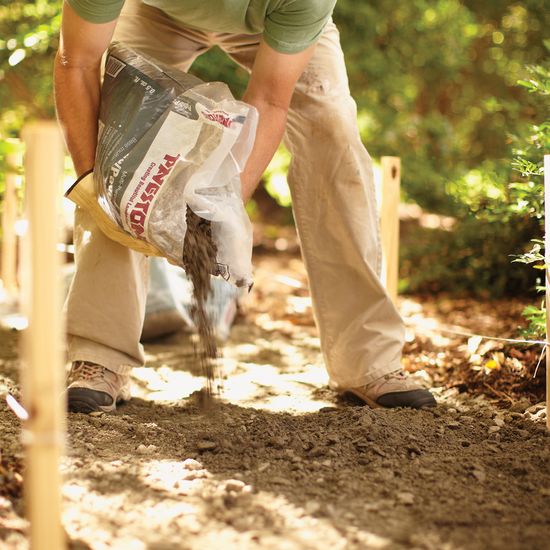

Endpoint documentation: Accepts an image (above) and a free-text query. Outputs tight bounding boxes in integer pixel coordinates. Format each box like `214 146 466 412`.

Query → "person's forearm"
240 94 288 202
54 52 101 177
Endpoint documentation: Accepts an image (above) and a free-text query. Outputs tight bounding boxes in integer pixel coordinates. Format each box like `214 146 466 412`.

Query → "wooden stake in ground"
380 156 401 304
1 139 23 297
545 154 550 431
21 122 66 550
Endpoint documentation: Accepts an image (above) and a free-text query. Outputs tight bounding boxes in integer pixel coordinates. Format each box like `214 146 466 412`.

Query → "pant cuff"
329 359 402 390
68 336 140 375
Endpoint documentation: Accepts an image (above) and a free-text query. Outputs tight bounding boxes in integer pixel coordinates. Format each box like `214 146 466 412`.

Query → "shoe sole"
67 387 130 414
348 388 437 409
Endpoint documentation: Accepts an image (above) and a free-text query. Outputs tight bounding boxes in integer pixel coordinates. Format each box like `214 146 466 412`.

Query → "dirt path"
1 253 549 550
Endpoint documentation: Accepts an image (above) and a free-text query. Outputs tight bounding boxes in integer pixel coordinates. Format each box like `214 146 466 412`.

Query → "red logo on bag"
128 153 180 237
202 109 233 128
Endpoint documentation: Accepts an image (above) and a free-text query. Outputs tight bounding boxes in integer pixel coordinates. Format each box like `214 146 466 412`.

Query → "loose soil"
1 252 549 550
182 207 221 400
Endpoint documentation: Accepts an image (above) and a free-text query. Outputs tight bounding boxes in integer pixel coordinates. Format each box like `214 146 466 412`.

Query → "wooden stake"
380 156 401 304
21 122 66 550
1 140 22 296
545 154 550 431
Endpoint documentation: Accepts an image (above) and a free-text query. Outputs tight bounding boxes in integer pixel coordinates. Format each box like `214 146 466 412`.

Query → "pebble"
407 444 422 456
371 445 387 457
269 436 286 449
494 417 505 427
224 479 245 492
305 500 321 514
396 492 415 505
510 399 531 413
526 402 546 415
539 488 550 497
271 476 291 486
182 458 203 471
309 446 327 457
446 421 461 430
488 426 500 434
137 444 157 455
197 440 217 452
472 469 486 482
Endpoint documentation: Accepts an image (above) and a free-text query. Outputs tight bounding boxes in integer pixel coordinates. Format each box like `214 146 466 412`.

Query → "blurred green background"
0 0 548 301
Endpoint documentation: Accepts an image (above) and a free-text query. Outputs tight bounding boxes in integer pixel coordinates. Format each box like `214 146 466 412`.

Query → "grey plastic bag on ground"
93 43 257 287
141 257 241 342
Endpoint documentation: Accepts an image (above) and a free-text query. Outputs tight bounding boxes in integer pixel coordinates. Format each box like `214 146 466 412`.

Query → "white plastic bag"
94 43 257 287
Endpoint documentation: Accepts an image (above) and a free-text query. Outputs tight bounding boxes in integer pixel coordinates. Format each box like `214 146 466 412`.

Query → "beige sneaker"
347 371 436 409
67 361 131 414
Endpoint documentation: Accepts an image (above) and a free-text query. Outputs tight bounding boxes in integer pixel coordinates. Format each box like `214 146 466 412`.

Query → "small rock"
269 436 286 449
182 458 203 471
508 412 524 421
472 469 486 482
305 500 321 514
371 445 387 457
309 446 326 458
136 444 156 455
271 476 291 486
407 444 422 456
510 399 531 413
516 429 531 439
494 417 505 427
526 402 546 415
197 440 217 452
446 421 461 430
460 440 471 447
539 488 550 497
396 492 415 505
488 426 500 434
224 479 245 492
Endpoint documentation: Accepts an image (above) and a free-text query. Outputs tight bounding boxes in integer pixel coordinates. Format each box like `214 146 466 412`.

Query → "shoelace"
384 371 407 381
69 361 104 383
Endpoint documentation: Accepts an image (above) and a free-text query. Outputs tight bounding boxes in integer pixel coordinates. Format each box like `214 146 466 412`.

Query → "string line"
403 318 548 347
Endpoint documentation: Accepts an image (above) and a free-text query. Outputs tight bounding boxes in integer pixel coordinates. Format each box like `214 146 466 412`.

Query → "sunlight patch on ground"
133 351 332 412
220 361 332 412
61 456 395 550
131 365 203 401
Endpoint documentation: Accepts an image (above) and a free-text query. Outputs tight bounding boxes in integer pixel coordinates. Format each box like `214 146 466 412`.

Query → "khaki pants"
65 0 405 388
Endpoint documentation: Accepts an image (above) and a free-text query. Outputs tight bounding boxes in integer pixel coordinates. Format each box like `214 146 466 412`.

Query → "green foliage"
0 0 62 133
334 0 548 215
400 216 539 298
509 59 550 336
520 303 546 340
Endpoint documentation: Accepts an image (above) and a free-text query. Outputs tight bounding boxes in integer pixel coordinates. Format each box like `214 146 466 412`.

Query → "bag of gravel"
67 42 257 288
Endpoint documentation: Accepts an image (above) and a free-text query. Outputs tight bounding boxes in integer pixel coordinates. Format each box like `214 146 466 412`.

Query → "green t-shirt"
67 0 336 54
